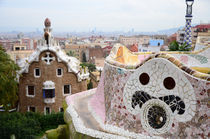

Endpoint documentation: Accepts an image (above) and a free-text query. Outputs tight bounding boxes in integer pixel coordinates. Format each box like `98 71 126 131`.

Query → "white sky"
0 0 209 32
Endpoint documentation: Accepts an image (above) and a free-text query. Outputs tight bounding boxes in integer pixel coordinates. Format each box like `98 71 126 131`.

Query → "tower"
184 0 194 48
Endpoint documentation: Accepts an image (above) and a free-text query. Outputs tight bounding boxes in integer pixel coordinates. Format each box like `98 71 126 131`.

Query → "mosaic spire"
184 17 192 46
184 0 194 49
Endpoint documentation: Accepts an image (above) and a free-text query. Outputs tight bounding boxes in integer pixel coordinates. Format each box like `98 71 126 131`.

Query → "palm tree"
169 41 191 51
66 50 76 57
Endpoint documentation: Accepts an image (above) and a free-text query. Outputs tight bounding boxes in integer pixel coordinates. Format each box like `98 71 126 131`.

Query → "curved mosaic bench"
65 44 210 138
106 44 210 81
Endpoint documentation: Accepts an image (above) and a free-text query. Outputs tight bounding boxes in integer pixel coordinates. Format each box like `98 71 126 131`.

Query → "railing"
44 98 55 104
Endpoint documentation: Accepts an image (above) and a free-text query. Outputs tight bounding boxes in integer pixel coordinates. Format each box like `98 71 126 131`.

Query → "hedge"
0 112 65 139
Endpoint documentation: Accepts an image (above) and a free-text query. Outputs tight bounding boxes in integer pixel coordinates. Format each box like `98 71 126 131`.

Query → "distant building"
6 42 35 63
7 49 34 63
151 35 168 45
167 33 177 44
119 35 150 46
149 39 164 46
194 29 210 51
0 40 20 51
138 45 161 52
138 39 164 52
102 46 112 57
129 44 138 52
21 38 34 50
176 29 185 44
13 44 26 51
18 18 89 114
88 46 104 65
64 44 89 61
193 24 210 39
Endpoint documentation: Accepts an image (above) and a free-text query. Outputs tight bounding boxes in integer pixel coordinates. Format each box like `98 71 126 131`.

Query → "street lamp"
184 0 194 49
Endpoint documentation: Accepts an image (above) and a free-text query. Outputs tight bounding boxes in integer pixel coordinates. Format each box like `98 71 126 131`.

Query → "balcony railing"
44 98 55 104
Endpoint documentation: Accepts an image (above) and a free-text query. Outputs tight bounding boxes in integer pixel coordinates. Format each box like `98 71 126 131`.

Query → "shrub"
0 112 65 139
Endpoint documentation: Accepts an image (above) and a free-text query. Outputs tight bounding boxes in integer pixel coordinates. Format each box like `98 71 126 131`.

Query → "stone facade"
18 50 87 113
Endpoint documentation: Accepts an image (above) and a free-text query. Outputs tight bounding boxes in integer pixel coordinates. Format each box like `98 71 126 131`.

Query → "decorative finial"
44 18 51 28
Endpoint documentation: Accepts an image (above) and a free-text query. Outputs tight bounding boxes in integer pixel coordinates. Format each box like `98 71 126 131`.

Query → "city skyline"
0 0 210 32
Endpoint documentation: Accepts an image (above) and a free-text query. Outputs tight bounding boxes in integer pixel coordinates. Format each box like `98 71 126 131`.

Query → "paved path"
74 94 103 131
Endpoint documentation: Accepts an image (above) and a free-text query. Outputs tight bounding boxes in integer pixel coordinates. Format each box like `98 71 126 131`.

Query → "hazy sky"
0 0 209 32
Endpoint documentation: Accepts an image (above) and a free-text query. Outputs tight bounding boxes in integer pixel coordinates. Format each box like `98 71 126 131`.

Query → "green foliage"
0 112 65 139
66 50 76 57
178 42 191 51
87 81 93 90
82 52 87 62
46 125 69 139
169 41 191 51
0 45 20 111
168 40 179 51
80 62 96 72
38 112 65 131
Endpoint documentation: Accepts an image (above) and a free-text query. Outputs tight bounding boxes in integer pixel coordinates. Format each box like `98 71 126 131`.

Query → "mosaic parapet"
106 44 210 81
103 44 210 138
65 44 210 138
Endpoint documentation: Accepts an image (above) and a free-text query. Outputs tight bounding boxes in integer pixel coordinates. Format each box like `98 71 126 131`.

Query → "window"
56 68 63 77
15 47 20 50
28 106 36 112
45 107 51 114
34 68 40 77
41 52 55 65
27 86 35 97
59 107 64 112
63 85 71 95
43 89 55 98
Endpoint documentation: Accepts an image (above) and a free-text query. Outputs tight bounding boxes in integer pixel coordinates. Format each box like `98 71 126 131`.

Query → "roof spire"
44 18 51 28
44 18 52 46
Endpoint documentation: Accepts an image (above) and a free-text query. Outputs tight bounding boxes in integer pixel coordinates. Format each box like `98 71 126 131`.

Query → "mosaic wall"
171 54 209 68
104 58 210 138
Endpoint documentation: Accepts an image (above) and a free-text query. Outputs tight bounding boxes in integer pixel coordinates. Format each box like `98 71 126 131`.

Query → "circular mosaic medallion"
140 99 173 135
148 106 167 129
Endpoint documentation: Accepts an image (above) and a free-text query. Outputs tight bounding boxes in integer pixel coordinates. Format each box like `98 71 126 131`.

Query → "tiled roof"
194 24 210 29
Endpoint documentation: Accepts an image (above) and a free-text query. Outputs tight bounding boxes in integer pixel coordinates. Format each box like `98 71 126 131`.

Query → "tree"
168 40 179 51
0 45 20 111
80 62 96 72
66 50 76 57
169 41 191 51
87 81 93 90
82 52 87 62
